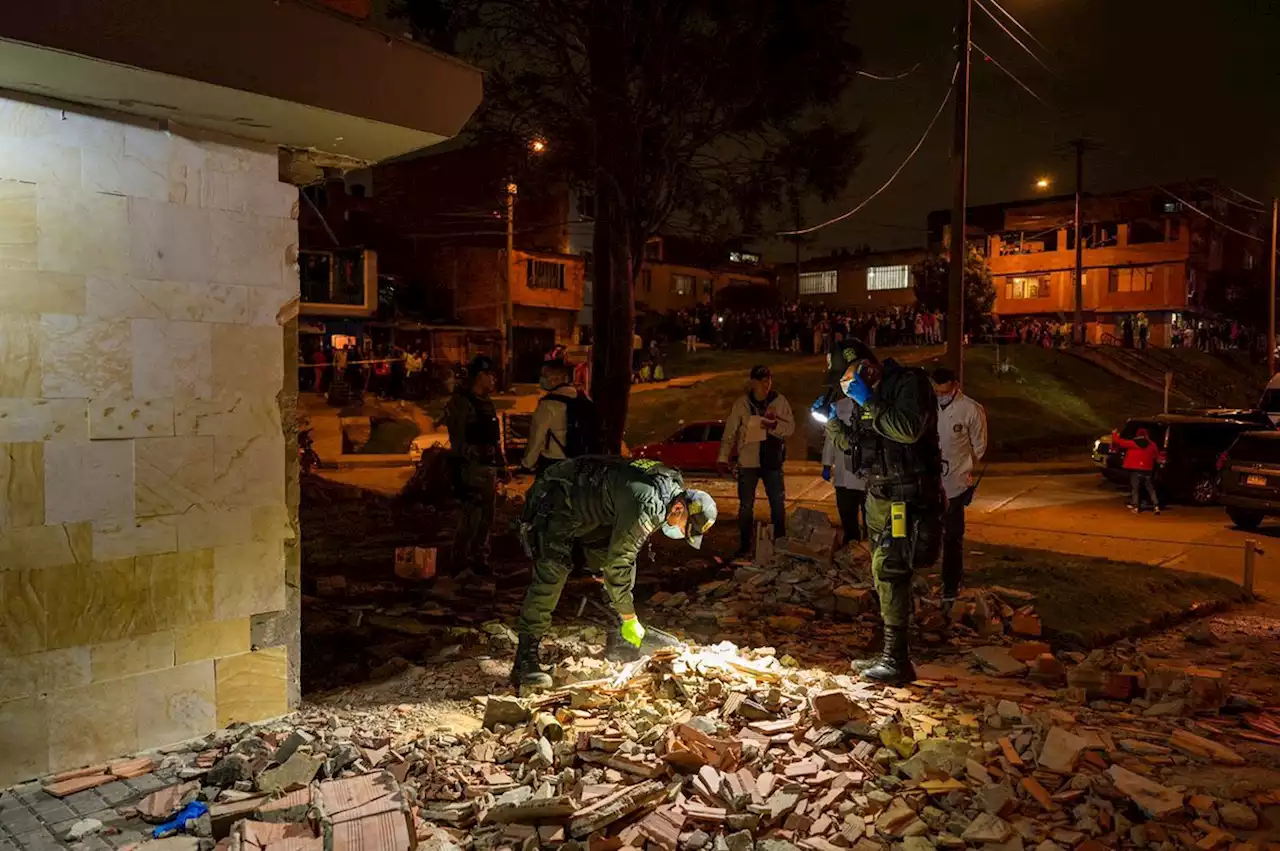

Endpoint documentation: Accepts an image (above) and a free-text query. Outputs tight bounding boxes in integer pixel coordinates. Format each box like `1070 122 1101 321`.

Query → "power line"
974 0 1052 73
981 0 1054 58
1156 186 1266 244
779 63 959 237
857 62 922 82
973 42 1049 106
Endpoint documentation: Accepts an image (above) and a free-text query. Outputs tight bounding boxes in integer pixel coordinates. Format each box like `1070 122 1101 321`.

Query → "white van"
1262 374 1280 425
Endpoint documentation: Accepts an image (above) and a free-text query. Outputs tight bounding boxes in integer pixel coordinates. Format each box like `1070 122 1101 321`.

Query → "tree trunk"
590 186 636 453
588 0 635 453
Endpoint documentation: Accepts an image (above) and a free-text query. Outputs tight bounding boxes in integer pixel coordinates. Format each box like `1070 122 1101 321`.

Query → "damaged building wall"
0 96 301 787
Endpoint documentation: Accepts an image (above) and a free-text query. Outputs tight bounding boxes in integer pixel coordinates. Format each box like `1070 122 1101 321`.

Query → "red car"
630 420 730 472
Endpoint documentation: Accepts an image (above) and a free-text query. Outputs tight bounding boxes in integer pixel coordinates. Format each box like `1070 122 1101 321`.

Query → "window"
642 269 653 293
866 265 911 291
1162 201 1182 214
527 259 566 290
672 273 694 296
1003 276 1050 300
300 249 366 305
1245 252 1257 271
577 193 596 220
643 240 661 261
1107 267 1155 293
799 270 838 295
701 278 714 295
729 251 761 265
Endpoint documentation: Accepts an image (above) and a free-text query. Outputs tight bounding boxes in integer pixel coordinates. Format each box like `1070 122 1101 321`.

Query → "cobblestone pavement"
0 773 171 851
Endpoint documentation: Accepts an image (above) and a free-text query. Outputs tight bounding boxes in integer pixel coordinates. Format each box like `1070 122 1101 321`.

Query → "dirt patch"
963 543 1248 647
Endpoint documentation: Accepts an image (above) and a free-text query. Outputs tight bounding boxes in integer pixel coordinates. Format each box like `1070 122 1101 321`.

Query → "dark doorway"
513 326 556 383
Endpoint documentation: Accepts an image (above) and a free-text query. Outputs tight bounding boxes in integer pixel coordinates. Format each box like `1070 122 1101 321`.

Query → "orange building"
929 183 1268 346
634 236 773 313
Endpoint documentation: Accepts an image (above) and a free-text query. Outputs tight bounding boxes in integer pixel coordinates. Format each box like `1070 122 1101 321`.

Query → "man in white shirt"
821 395 868 544
932 367 988 602
718 365 796 558
522 361 579 474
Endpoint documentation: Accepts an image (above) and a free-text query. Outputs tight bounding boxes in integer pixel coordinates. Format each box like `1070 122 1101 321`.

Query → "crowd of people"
301 342 438 400
664 302 947 353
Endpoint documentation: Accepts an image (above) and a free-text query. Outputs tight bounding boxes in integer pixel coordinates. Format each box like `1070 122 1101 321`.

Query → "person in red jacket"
1111 427 1161 514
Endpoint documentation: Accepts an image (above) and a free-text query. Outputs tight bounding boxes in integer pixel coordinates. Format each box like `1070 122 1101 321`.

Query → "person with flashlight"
510 456 718 692
824 340 943 684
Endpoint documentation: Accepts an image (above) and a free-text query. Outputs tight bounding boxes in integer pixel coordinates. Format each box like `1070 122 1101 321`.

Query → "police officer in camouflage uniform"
510 456 718 690
825 340 943 684
445 355 502 574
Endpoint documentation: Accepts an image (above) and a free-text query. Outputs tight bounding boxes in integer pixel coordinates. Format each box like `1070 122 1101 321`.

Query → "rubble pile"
29 636 1279 851
642 509 1045 666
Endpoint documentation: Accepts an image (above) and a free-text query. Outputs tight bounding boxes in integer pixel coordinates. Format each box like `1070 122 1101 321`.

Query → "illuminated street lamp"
529 137 547 154
1035 176 1052 191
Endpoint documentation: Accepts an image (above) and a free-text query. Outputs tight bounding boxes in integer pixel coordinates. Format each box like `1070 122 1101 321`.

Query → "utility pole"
1072 140 1085 345
946 0 973 383
504 182 517 388
1269 197 1277 377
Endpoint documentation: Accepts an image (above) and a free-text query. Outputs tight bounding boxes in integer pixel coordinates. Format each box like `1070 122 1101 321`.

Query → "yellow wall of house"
0 97 300 786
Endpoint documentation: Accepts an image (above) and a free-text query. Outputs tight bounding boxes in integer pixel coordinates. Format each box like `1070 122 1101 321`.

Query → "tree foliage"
1204 269 1268 331
912 247 996 333
393 0 863 449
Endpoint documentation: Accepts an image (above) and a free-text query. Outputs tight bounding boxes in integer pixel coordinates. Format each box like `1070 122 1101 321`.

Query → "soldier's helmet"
684 490 718 550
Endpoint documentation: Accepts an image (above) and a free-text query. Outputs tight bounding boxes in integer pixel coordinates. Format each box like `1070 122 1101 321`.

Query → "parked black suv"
1103 414 1266 505
1219 430 1280 529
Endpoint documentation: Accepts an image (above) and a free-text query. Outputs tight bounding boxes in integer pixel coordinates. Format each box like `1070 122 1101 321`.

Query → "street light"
529 137 547 154
1035 176 1052 191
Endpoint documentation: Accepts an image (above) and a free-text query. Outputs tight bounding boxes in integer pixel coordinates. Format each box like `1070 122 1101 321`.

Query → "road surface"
318 464 1276 596
684 470 1278 597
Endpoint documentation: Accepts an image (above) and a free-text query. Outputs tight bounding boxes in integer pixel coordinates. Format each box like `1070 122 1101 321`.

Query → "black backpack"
545 391 603 457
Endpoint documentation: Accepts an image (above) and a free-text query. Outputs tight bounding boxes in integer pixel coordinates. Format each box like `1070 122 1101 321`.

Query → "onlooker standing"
311 347 328 393
445 355 502 573
522 360 581 474
821 394 867 544
1111 427 1161 514
932 367 988 604
768 317 781 351
718 365 795 558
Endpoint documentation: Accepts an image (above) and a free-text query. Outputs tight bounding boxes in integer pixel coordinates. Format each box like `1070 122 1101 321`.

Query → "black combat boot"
510 635 553 692
861 626 916 685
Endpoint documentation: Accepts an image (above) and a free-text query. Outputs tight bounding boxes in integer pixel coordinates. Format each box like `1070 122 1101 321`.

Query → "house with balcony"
928 182 1268 346
0 0 480 786
778 248 929 311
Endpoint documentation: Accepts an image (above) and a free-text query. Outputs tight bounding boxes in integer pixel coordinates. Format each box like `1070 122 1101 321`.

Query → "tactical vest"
460 391 500 448
853 367 943 495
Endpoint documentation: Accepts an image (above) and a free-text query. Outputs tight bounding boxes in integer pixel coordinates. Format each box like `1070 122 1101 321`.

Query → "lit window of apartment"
1003 276 1050 300
1107 267 1154 293
527 259 566 290
799 270 838 295
866 265 911 291
673 273 694 295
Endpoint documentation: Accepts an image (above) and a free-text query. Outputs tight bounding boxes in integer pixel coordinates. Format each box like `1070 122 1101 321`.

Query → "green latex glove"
620 617 646 648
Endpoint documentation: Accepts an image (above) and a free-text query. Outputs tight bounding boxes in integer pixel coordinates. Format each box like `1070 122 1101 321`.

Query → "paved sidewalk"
0 771 171 851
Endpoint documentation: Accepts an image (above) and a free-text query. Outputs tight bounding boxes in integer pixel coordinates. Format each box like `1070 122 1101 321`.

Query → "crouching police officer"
445 355 502 575
510 456 717 691
826 340 943 684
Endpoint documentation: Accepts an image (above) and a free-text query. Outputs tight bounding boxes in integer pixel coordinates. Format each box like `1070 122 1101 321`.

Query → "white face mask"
938 390 957 408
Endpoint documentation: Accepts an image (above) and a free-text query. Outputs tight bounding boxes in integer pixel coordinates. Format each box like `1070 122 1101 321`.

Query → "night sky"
778 0 1280 258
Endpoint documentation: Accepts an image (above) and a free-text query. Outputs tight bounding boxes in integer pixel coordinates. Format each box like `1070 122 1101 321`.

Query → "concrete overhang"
0 0 482 163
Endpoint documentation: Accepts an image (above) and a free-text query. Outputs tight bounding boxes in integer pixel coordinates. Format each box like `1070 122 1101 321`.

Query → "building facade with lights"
778 248 929 311
929 183 1269 346
0 0 480 785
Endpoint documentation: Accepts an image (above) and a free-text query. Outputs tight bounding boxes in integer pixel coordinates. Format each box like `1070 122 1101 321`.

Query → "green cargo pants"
516 493 637 638
865 493 943 628
451 462 495 568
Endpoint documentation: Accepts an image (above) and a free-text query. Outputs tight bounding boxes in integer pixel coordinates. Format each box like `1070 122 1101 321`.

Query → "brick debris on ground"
4 603 1279 851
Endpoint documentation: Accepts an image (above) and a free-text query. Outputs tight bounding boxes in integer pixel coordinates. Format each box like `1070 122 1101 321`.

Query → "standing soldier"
445 355 502 575
826 340 943 684
510 456 717 691
931 367 987 605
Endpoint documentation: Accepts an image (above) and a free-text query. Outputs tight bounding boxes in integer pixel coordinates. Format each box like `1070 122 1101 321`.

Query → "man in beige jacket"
717 365 795 558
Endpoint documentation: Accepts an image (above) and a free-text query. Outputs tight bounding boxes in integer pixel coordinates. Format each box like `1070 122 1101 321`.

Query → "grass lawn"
626 344 1176 460
964 543 1247 647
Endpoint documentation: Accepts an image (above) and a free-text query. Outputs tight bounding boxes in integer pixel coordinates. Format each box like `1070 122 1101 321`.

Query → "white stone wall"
0 96 300 786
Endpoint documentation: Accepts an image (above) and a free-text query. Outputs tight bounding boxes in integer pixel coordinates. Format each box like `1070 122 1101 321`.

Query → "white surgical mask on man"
938 390 957 409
